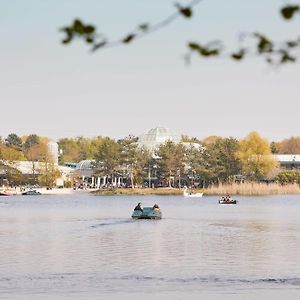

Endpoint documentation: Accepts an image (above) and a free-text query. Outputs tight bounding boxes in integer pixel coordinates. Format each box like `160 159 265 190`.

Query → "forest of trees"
1 132 300 188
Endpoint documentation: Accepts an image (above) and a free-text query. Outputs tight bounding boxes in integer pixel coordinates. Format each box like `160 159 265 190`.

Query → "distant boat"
0 191 12 196
183 186 203 198
22 190 41 196
219 197 237 204
132 206 162 220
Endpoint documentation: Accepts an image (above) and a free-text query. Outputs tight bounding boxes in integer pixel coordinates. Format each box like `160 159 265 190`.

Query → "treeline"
0 134 59 186
57 134 300 163
1 132 300 188
57 132 299 188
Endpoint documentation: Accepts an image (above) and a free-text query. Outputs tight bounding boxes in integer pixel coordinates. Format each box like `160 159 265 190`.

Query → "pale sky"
0 0 299 142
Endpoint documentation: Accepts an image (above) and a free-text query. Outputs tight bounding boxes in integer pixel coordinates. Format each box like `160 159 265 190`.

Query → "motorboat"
183 186 203 198
22 190 42 196
132 206 162 220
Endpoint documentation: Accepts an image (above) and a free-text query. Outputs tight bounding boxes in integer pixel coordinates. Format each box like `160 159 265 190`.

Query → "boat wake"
90 219 133 228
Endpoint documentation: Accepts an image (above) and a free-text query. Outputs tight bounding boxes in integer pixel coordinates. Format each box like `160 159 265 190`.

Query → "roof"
138 127 180 151
274 154 300 163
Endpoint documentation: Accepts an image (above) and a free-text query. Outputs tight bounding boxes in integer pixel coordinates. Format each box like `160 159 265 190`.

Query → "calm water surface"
0 194 300 299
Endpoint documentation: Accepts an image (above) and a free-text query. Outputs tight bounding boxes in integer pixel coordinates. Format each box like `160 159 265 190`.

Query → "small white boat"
183 186 203 198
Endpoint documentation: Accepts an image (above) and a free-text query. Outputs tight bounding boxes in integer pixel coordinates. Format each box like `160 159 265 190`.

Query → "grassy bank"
92 188 183 196
92 183 300 196
204 182 300 196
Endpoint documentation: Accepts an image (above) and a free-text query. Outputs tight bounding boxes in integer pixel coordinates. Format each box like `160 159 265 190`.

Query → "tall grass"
204 182 300 195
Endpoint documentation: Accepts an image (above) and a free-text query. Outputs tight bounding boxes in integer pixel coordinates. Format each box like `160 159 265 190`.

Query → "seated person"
134 202 143 212
153 204 160 211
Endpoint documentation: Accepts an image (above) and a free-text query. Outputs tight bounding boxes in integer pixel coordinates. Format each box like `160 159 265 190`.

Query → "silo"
47 141 59 165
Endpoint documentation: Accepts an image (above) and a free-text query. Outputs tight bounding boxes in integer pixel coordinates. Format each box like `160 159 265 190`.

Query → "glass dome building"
138 127 180 151
74 160 94 177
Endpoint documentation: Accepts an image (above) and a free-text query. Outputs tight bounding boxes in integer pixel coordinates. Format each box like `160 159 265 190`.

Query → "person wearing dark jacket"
134 202 143 212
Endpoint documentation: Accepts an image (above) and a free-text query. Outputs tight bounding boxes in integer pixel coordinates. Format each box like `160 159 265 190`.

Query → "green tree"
204 137 241 184
275 169 300 185
236 132 278 181
156 141 186 187
118 135 150 188
94 137 121 184
5 133 23 150
184 138 241 187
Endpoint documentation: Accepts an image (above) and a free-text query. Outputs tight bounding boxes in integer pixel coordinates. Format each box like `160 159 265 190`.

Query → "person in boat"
134 202 143 212
153 204 160 211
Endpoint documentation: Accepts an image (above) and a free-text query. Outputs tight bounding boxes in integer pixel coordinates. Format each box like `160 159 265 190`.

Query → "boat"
131 207 162 220
0 191 12 196
219 197 237 204
183 186 203 198
22 190 41 196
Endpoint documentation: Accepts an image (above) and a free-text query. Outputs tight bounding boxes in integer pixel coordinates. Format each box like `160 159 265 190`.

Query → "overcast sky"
0 0 299 142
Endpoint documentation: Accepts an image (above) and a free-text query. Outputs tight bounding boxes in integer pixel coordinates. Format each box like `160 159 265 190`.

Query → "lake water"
0 194 300 300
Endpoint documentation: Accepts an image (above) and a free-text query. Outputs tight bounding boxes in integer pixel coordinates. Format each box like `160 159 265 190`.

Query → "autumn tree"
38 162 61 188
277 136 300 154
236 132 278 181
0 144 26 184
27 143 48 175
58 136 108 163
23 134 40 156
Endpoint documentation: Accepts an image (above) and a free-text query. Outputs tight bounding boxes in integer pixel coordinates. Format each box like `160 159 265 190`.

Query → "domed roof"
138 127 179 151
76 160 93 170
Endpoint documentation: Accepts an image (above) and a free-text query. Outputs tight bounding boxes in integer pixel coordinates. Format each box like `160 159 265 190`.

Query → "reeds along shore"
93 183 300 196
204 182 300 195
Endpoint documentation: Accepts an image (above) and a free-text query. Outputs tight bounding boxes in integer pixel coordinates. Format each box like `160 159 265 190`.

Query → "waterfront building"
137 126 202 153
137 127 180 152
72 160 124 188
273 154 300 169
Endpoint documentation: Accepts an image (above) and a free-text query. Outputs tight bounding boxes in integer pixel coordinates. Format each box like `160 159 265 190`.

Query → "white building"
273 154 300 169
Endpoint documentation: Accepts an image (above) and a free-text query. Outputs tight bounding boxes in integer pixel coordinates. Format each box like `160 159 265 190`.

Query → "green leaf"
138 23 149 31
122 34 135 44
254 33 273 53
188 42 220 57
61 27 73 44
176 4 192 18
280 50 296 64
286 40 298 48
188 43 201 50
91 41 107 52
72 19 85 34
85 36 94 44
84 25 95 34
281 5 300 20
231 49 246 61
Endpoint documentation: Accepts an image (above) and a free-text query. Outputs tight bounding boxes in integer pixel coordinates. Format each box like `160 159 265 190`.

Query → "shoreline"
2 183 300 196
92 184 300 196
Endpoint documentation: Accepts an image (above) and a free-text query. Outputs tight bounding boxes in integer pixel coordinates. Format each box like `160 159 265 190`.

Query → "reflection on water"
0 195 300 299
